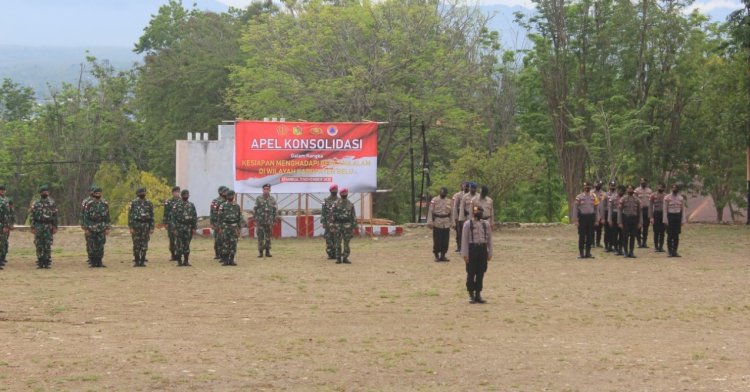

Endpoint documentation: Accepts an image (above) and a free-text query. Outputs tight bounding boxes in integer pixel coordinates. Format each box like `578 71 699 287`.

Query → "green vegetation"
1 0 748 224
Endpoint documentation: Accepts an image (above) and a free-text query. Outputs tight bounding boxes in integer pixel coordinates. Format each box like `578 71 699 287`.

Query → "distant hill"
0 45 142 100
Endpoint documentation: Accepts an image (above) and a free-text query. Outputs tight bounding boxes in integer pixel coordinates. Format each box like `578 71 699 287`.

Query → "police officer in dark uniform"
618 185 642 258
649 183 666 252
461 205 492 304
574 181 599 259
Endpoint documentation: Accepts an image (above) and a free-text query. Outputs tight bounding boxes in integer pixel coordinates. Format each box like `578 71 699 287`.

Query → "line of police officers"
574 178 686 259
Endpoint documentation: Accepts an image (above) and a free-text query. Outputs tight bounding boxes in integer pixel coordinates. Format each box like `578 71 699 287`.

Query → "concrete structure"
175 121 375 221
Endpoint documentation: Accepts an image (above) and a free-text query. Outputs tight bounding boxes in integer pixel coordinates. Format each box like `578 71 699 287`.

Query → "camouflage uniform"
79 187 94 265
82 191 111 267
128 189 154 267
29 187 58 268
329 192 356 263
0 187 12 268
321 188 339 259
170 190 197 266
253 194 277 256
210 187 228 260
163 187 181 261
217 191 242 266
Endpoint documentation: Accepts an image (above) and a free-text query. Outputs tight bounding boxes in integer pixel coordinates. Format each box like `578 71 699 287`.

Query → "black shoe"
265 250 272 257
342 257 351 264
627 253 636 258
475 294 486 304
585 254 595 259
672 252 681 257
213 255 220 260
469 295 477 304
336 257 342 264
577 254 584 259
439 255 450 262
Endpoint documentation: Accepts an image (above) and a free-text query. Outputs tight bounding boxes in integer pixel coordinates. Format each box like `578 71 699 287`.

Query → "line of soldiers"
575 178 687 259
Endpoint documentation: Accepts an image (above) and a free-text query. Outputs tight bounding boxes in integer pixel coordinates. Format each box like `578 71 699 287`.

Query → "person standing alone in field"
462 205 492 304
254 183 277 258
426 187 453 262
128 187 154 267
29 185 58 269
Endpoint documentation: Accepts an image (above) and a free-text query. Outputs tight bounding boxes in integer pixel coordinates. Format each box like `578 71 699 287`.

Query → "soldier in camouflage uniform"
80 185 95 266
217 190 243 266
0 185 13 269
29 185 58 269
128 187 155 267
171 189 197 266
82 187 111 268
163 186 181 262
329 188 356 264
253 183 277 258
321 184 339 260
210 186 228 261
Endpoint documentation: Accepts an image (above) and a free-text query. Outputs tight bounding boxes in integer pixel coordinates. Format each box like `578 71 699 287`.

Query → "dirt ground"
0 224 748 391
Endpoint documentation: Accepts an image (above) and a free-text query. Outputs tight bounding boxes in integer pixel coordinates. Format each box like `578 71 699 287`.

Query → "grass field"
0 224 748 391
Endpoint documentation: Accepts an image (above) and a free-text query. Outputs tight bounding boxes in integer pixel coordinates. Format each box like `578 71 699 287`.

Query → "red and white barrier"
194 215 403 238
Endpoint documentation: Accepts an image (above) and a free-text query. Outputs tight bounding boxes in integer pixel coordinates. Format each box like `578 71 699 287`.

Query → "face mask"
640 183 646 188
584 188 590 193
138 194 145 199
474 212 483 219
182 196 189 201
672 190 678 195
658 188 664 193
41 193 49 199
627 191 634 196
93 195 101 199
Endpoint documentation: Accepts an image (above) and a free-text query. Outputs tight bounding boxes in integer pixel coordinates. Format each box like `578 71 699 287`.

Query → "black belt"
433 213 450 218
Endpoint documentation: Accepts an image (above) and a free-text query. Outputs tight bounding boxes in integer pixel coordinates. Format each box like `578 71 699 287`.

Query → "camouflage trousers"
256 223 272 251
213 229 222 257
218 226 239 259
0 229 10 260
131 227 151 259
333 223 354 258
86 230 107 259
324 227 335 257
167 224 177 256
174 225 193 256
34 225 55 261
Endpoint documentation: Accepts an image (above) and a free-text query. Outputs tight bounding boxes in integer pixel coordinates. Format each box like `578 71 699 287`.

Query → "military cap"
136 187 146 194
225 190 236 197
89 185 97 192
339 188 349 196
218 185 228 193
0 184 5 190
469 182 477 189
583 181 591 187
92 187 103 193
595 180 603 186
172 186 181 192
608 180 616 186
181 189 190 196
38 184 49 193
262 183 271 189
329 184 338 191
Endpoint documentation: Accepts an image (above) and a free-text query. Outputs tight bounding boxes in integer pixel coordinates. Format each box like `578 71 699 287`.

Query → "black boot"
44 258 52 269
133 254 140 267
439 253 450 262
433 252 440 262
475 291 486 304
98 257 106 268
229 254 237 266
170 252 178 262
468 291 477 304
342 256 351 264
336 256 342 264
183 254 191 266
258 250 264 258
37 260 44 269
265 249 272 257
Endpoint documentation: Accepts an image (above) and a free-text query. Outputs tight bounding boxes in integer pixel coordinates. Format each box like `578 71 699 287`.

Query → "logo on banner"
292 126 303 136
309 127 323 135
276 125 288 135
326 126 338 137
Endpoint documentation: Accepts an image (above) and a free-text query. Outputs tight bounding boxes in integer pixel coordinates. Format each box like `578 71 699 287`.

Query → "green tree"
94 163 172 225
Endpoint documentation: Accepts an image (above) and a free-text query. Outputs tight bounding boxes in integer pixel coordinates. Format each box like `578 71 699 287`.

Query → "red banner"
234 121 378 193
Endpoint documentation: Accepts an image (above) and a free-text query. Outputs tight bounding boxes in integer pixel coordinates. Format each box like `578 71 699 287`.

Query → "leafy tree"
0 79 35 121
94 163 172 225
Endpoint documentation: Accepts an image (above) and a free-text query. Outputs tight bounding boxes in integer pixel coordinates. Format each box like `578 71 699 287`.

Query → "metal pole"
410 115 416 223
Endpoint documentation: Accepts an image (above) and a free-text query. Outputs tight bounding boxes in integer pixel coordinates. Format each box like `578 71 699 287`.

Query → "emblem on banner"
292 126 303 136
326 126 338 137
276 125 288 135
309 127 323 135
